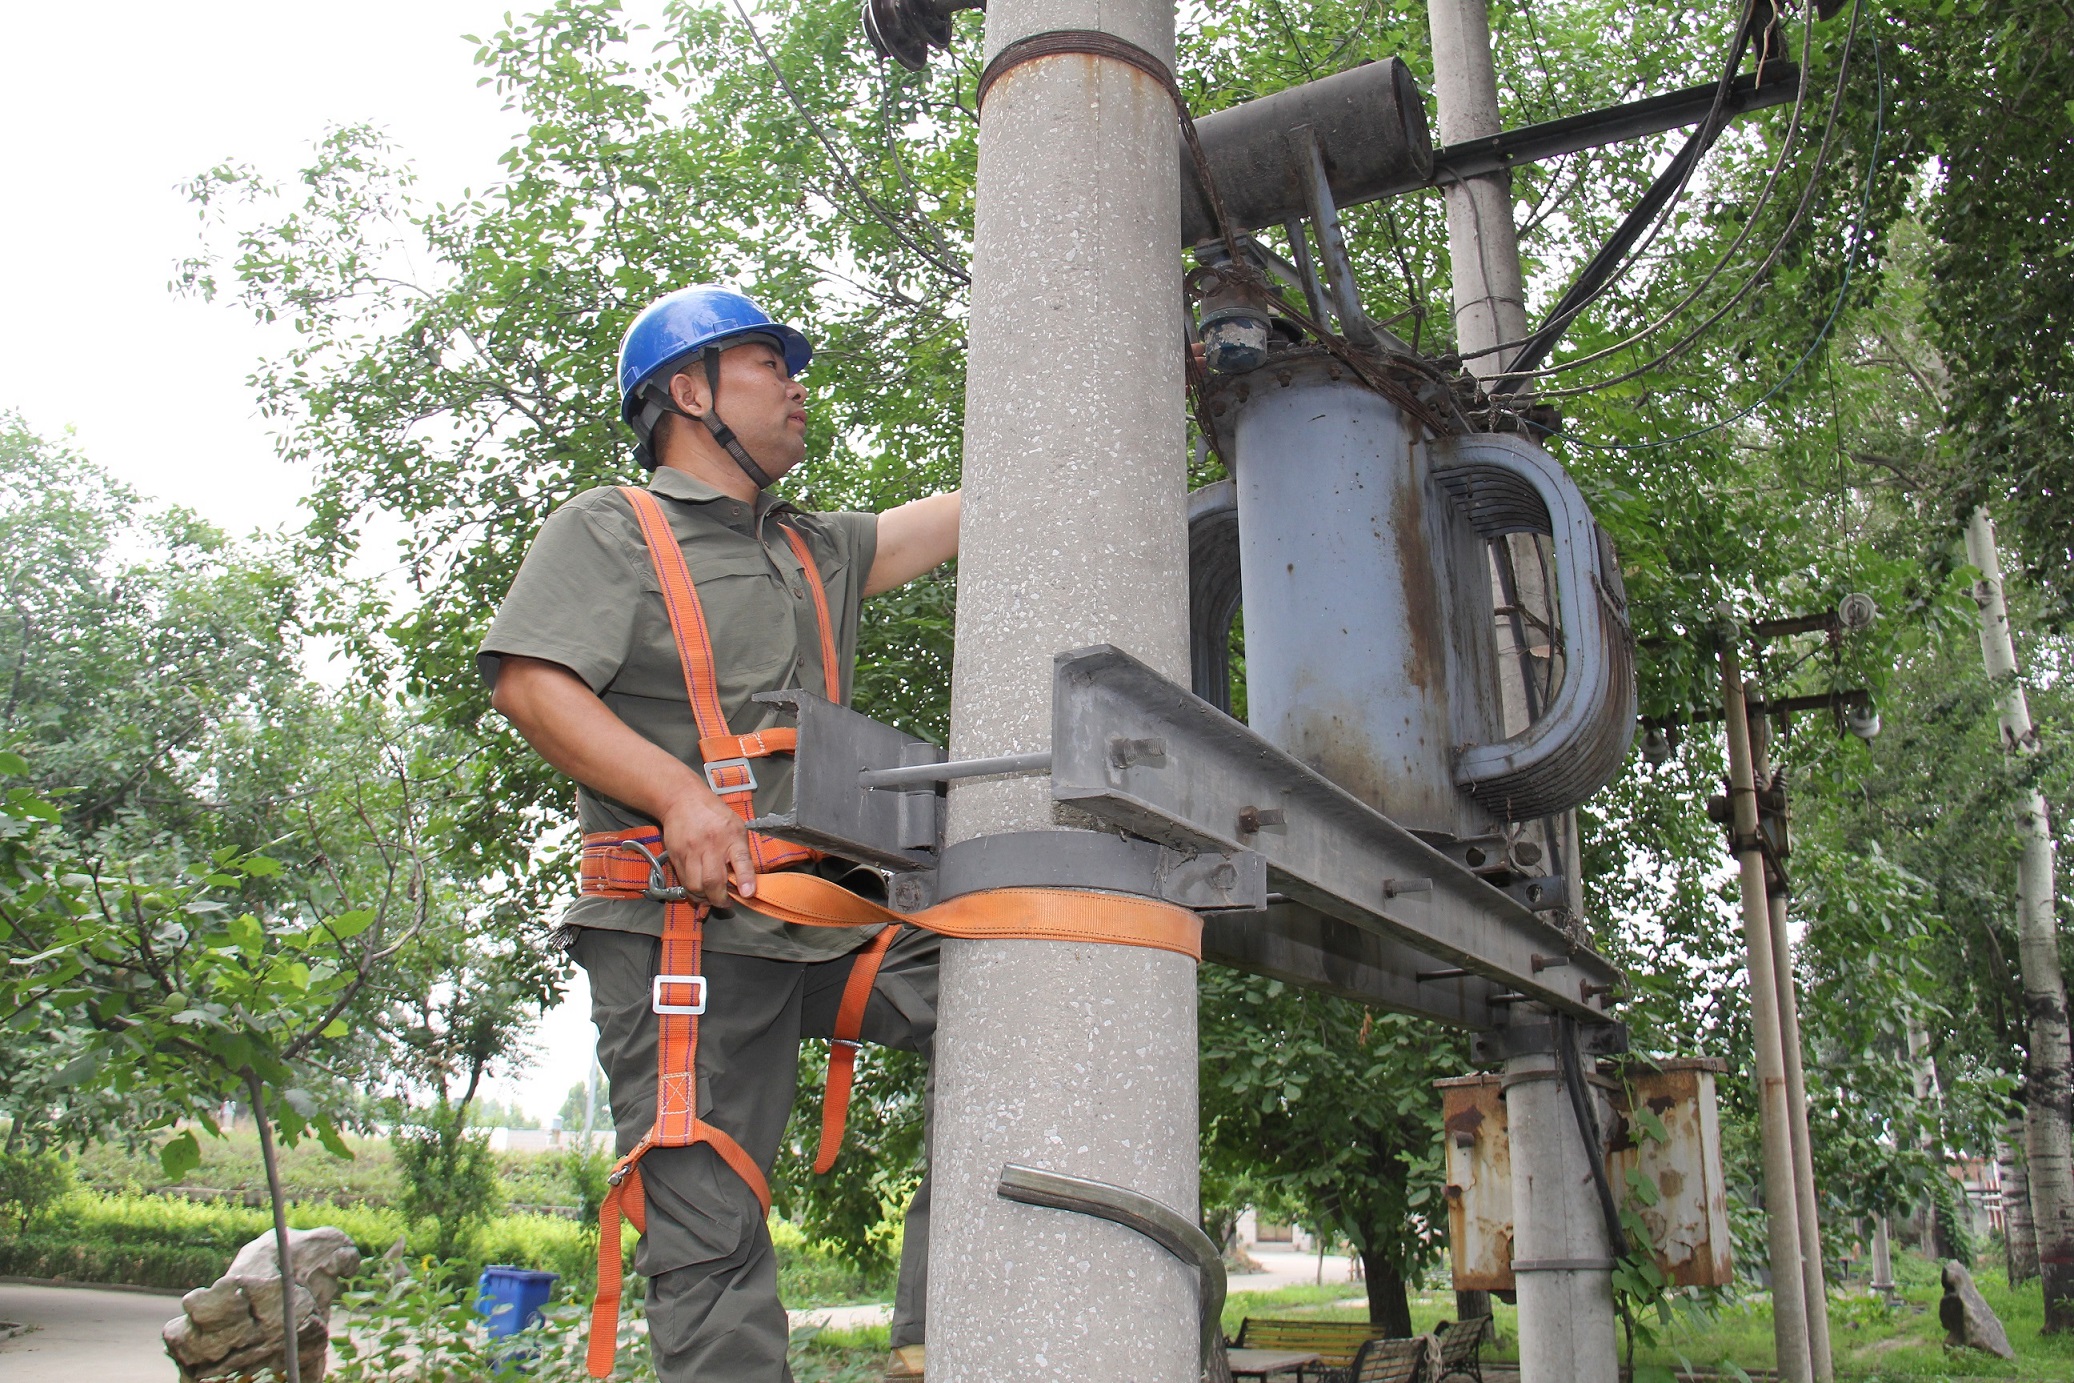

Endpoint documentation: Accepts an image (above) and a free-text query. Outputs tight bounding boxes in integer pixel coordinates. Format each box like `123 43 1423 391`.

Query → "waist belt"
582 486 1203 1376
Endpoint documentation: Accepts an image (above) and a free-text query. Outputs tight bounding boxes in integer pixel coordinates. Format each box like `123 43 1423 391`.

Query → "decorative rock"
164 1225 362 1382
1939 1260 2016 1360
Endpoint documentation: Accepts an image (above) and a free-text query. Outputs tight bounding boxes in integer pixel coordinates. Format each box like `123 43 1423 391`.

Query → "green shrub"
6 1185 887 1307
0 1234 224 1290
328 1255 648 1382
395 1102 504 1260
0 1148 72 1232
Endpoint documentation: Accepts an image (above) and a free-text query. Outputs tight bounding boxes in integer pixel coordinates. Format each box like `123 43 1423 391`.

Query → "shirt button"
789 583 806 600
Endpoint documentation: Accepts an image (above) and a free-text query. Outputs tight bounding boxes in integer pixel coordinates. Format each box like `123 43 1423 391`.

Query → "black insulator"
862 0 983 71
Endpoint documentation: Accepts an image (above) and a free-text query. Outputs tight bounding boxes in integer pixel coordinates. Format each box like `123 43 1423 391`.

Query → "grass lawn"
1220 1252 2074 1381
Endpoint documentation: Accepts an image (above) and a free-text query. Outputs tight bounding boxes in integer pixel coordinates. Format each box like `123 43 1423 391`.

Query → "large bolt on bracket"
861 0 983 70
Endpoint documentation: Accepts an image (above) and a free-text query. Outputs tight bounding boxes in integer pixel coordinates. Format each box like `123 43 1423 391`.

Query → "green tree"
1199 970 1470 1332
0 1148 71 1234
0 416 563 1378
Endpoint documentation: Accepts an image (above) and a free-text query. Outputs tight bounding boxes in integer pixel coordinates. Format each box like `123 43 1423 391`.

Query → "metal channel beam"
1051 645 1619 1021
1423 64 1801 189
749 689 943 871
1203 902 1506 1030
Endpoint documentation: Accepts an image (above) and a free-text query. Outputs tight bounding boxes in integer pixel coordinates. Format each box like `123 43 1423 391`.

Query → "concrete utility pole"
924 0 1199 1376
1720 641 1814 1383
1427 0 1616 1376
1427 0 1529 373
1870 1216 1897 1300
1965 505 2074 1332
1746 713 1833 1380
1503 1048 1620 1382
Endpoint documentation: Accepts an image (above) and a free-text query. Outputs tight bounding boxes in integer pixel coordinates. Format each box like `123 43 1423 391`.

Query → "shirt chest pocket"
621 548 803 720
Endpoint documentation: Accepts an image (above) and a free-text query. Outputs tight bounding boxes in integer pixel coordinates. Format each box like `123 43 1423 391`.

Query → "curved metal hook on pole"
997 1164 1234 1383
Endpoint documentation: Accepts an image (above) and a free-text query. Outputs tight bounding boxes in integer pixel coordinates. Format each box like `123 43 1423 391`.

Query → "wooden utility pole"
1720 634 1814 1383
1965 505 2074 1331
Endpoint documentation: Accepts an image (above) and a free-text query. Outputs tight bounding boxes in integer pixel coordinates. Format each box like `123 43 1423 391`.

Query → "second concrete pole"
1720 641 1814 1383
1429 0 1617 1373
1504 1046 1620 1383
1747 713 1833 1381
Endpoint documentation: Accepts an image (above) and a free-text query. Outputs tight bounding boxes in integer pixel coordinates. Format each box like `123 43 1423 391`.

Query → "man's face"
668 338 808 481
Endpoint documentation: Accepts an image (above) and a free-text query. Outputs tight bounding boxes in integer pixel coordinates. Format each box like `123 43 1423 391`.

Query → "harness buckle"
652 974 709 1016
609 837 692 903
704 756 758 796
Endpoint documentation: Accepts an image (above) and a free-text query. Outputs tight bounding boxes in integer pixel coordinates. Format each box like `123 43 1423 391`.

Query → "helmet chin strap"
641 347 776 489
697 347 776 490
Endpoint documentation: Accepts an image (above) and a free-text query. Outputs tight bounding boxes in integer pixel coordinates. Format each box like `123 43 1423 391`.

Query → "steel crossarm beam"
1202 901 1507 1030
1051 645 1619 1021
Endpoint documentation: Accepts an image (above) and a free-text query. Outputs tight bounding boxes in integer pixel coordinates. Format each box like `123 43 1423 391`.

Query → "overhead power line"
1530 0 1865 402
1548 26 1884 453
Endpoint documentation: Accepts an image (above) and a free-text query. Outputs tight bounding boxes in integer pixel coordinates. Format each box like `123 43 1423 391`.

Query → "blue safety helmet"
616 286 814 480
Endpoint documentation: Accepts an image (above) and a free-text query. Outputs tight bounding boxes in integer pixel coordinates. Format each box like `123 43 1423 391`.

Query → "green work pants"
573 923 938 1382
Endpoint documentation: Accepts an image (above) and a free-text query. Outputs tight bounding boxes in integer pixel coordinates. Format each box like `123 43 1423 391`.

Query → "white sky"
0 0 691 1126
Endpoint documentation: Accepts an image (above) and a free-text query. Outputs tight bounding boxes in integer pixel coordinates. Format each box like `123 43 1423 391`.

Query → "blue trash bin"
476 1264 559 1339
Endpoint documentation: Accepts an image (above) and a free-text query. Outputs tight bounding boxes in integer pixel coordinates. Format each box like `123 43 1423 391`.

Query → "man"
481 285 957 1381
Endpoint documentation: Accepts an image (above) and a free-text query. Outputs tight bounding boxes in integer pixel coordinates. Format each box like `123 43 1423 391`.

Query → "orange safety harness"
579 486 1201 1377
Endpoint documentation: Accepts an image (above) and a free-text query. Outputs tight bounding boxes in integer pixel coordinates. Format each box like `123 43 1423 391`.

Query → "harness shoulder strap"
618 485 836 872
778 522 843 702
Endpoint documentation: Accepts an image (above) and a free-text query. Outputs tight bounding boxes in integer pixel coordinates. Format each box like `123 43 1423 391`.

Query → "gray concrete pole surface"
1870 1216 1896 1299
1428 0 1613 1373
1748 715 1834 1381
1503 1047 1620 1383
1425 0 1530 384
1720 643 1814 1383
924 0 1199 1375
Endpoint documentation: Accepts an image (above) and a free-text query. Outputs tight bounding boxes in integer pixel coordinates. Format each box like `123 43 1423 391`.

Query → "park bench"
1433 1316 1492 1383
1341 1334 1442 1383
1232 1317 1392 1373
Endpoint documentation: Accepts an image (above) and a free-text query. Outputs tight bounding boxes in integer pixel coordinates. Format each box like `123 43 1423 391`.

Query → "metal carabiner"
613 837 692 903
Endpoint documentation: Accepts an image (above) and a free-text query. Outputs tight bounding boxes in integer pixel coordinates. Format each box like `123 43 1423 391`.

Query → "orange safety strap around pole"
813 923 901 1174
748 870 1205 959
581 868 1200 1376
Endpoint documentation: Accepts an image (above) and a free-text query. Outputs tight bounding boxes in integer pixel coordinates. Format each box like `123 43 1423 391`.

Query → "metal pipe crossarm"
1425 65 1802 189
858 751 1053 790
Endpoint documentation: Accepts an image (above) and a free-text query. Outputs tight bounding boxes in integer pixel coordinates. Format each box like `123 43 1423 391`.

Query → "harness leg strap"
814 924 902 1174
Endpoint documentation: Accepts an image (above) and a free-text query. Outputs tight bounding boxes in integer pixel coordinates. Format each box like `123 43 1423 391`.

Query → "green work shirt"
479 466 881 960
